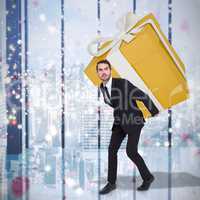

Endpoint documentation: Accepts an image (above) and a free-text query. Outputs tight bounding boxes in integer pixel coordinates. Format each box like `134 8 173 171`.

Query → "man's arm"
127 80 159 116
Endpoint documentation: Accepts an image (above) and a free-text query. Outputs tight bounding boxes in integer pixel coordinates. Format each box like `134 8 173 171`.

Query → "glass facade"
0 0 200 199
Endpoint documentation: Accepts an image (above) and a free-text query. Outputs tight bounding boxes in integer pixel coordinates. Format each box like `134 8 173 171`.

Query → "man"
96 59 159 195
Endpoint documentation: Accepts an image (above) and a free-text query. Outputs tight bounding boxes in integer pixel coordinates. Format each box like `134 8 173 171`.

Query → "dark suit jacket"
100 78 159 130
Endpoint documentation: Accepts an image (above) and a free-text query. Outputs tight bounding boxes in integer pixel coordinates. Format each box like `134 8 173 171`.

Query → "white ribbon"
87 12 143 57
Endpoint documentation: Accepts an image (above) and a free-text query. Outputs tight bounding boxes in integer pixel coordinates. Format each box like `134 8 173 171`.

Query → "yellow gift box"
84 12 189 118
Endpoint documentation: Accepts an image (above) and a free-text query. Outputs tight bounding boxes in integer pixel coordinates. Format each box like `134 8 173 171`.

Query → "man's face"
96 63 111 81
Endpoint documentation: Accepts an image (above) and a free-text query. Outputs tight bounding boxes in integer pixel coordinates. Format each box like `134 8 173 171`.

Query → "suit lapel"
111 77 117 105
111 77 114 99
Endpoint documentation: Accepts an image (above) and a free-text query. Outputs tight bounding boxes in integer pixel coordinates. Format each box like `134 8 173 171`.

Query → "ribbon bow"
87 12 144 57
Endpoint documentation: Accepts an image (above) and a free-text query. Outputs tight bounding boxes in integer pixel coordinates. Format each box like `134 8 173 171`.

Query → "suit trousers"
107 122 152 184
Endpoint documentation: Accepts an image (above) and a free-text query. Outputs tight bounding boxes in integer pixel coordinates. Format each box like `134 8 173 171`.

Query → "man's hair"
96 59 112 71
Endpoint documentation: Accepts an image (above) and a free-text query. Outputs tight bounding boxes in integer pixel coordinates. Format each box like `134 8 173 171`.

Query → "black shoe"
137 175 154 191
99 182 116 195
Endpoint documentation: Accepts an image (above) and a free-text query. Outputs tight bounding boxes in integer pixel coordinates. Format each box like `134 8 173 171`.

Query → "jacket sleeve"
127 80 159 116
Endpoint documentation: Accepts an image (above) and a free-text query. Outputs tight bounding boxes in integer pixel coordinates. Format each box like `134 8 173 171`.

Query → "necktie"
104 86 111 100
102 86 112 106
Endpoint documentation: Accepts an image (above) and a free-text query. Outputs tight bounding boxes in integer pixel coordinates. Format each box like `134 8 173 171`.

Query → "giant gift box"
84 12 189 118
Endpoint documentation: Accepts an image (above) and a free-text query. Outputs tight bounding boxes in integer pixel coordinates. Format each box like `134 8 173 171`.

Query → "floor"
1 146 200 200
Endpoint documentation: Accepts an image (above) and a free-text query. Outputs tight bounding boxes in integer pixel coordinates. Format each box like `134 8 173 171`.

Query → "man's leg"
107 123 126 184
125 125 152 181
99 123 126 195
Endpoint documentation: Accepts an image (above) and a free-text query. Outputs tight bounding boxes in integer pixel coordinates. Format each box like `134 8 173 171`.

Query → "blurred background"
0 0 200 199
